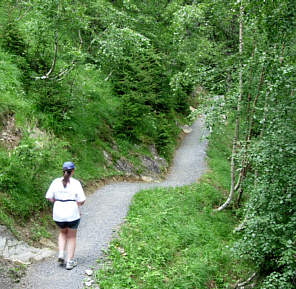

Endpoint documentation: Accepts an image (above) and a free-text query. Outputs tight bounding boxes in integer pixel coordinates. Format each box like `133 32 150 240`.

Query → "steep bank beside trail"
15 118 208 289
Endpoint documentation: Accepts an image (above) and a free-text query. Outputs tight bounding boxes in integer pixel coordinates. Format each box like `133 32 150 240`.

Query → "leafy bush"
0 50 26 110
234 121 296 288
0 134 70 219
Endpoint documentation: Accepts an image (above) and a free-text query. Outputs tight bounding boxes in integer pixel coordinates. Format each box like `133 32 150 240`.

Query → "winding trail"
16 118 208 289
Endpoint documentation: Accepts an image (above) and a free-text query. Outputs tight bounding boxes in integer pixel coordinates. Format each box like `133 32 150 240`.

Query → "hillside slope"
0 1 198 232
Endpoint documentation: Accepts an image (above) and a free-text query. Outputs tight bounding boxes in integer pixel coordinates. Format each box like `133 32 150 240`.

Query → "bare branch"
235 272 257 288
35 32 58 80
35 30 82 81
78 29 83 47
234 67 265 197
45 32 58 77
234 167 244 191
55 65 75 81
104 70 113 81
54 30 83 81
234 214 248 232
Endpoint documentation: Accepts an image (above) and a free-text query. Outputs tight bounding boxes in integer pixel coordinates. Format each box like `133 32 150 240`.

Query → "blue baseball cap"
62 161 75 170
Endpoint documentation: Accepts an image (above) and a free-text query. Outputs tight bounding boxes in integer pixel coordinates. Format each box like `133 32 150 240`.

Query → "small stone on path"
84 277 94 287
181 125 192 134
85 269 93 276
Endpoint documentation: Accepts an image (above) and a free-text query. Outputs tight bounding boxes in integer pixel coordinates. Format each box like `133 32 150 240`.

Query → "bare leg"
66 229 77 261
58 228 68 258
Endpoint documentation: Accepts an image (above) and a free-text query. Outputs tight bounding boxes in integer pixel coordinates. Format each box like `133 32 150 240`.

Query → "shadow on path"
16 118 208 289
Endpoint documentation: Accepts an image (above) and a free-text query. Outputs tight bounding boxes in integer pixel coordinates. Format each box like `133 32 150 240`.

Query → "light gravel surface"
15 118 208 289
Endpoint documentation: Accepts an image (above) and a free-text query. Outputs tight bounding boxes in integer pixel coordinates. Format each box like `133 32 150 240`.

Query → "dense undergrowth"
94 125 253 288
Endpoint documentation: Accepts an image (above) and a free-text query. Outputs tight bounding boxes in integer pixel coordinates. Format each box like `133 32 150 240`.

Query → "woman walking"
46 161 86 270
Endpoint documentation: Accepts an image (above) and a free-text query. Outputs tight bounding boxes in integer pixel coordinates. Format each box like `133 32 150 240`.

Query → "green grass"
94 124 251 289
95 186 240 289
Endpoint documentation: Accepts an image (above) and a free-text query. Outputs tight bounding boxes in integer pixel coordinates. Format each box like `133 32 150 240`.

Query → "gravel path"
16 118 208 289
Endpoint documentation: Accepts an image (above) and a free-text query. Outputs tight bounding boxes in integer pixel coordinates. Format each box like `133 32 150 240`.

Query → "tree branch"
234 215 247 232
234 67 265 199
235 272 257 288
35 30 83 81
78 29 83 47
104 70 113 81
34 32 58 80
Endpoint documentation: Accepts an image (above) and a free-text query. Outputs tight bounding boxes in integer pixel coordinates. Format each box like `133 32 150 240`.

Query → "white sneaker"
66 259 77 270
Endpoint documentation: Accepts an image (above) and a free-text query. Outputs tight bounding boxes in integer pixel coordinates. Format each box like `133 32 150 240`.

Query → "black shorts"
55 219 80 229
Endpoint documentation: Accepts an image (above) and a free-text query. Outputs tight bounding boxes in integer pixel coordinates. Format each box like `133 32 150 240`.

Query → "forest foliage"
0 0 188 223
0 0 295 288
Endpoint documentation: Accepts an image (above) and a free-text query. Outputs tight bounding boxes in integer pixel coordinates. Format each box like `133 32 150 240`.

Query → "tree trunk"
215 2 243 211
235 67 265 206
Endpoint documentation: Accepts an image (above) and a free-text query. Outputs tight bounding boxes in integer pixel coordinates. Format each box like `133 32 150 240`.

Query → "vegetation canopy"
0 0 295 288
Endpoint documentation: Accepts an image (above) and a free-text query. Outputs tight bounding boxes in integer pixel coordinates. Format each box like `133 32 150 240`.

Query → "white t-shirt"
46 177 86 222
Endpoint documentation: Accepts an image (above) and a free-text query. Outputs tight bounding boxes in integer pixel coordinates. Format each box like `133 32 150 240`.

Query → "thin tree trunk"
233 45 256 194
235 67 265 206
215 2 243 211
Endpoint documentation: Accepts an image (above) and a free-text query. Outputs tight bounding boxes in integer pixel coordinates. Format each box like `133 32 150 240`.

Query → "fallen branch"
234 272 257 288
